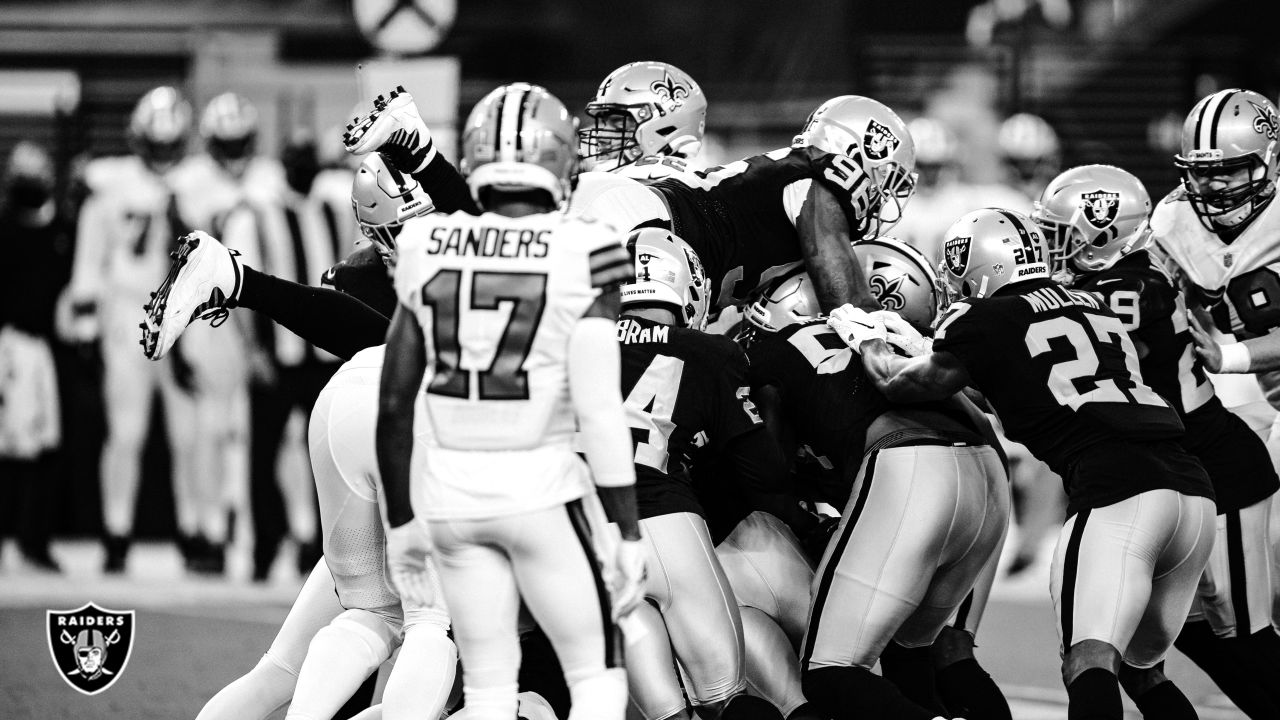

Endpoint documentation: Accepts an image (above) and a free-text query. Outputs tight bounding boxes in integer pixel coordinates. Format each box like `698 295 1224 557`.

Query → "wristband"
1219 342 1252 373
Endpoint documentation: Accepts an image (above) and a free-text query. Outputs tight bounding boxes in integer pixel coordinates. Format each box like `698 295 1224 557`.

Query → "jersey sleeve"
391 225 428 311
579 220 631 290
712 341 766 445
931 301 990 371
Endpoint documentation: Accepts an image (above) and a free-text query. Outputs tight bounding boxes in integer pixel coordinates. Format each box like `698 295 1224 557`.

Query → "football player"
745 238 1010 720
376 83 645 720
839 208 1215 720
62 86 201 573
611 228 791 720
578 61 707 178
1045 163 1280 717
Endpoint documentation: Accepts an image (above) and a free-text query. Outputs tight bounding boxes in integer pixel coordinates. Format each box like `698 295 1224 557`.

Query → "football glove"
871 310 932 357
386 520 436 607
605 538 647 621
827 304 886 351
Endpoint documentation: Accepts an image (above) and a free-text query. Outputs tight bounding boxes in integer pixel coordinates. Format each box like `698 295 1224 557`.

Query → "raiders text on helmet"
940 208 1049 300
621 228 710 330
581 61 707 172
1174 88 1279 229
351 151 435 257
793 95 918 237
128 86 193 172
200 92 259 174
852 236 944 330
460 83 578 206
1032 164 1152 275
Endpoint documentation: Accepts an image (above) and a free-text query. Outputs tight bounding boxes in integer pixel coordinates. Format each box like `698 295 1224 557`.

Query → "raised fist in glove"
827 304 887 351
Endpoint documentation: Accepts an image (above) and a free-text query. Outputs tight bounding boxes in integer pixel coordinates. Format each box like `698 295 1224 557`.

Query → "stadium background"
1 0 1277 718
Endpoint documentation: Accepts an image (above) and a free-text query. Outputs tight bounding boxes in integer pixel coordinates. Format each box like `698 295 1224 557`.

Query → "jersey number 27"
1025 312 1166 411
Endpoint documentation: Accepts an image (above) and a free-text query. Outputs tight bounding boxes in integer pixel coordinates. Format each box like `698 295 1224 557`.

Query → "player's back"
648 145 861 306
932 278 1211 514
395 209 623 450
616 316 763 519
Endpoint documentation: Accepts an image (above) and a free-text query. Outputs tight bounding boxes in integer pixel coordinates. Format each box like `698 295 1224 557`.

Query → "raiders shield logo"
1081 189 1120 230
944 236 971 276
863 118 901 161
47 603 135 695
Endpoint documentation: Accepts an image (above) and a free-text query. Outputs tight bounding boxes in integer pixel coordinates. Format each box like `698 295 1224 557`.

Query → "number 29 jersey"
932 279 1210 515
393 210 631 454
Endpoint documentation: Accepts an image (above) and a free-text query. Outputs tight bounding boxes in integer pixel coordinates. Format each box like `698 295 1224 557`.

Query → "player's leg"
739 607 808 719
801 446 969 720
884 446 1008 718
508 500 627 720
248 374 291 580
98 308 159 571
195 560 344 720
623 601 688 720
379 596 458 720
158 352 201 552
931 460 1012 720
432 518 524 720
285 607 402 720
1117 493 1215 719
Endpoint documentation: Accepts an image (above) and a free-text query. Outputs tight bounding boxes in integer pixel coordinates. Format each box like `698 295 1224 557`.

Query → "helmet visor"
359 221 403 259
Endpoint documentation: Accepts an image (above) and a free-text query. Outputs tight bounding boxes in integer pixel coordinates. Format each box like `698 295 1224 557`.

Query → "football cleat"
343 86 437 173
141 231 242 360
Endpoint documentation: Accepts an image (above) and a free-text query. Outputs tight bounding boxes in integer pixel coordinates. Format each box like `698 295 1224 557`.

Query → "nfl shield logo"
944 236 972 276
1081 189 1121 230
47 603 135 695
863 118 902 161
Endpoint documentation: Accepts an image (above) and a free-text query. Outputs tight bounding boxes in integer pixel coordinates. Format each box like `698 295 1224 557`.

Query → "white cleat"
343 85 437 172
141 230 242 361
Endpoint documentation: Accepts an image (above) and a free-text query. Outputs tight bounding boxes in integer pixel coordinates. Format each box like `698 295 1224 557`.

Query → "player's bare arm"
570 287 642 541
796 182 879 313
1188 310 1280 373
376 302 427 529
859 340 972 403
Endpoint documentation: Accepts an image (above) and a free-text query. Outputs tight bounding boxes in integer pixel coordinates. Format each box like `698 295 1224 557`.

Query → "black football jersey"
617 316 765 519
648 145 868 308
746 320 892 506
1073 250 1212 416
933 278 1211 514
1076 251 1278 512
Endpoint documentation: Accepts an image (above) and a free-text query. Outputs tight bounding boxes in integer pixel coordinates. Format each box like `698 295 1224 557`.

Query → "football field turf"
0 541 1248 720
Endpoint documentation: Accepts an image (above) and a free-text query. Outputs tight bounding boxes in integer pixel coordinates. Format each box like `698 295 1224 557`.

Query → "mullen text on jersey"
425 226 550 259
1021 285 1102 314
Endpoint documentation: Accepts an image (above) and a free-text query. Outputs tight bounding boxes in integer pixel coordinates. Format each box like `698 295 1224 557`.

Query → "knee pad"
404 603 451 633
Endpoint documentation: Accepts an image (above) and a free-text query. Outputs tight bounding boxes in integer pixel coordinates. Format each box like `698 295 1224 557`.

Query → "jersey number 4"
1025 312 1166 410
623 355 685 473
420 269 547 401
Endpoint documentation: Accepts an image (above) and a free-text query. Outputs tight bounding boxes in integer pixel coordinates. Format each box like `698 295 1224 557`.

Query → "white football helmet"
1033 164 1152 274
745 269 821 334
1175 88 1279 229
939 208 1049 300
852 237 944 330
621 228 710 330
794 95 918 237
999 112 1060 186
128 86 192 173
460 83 578 207
351 152 435 258
580 61 707 172
200 92 258 177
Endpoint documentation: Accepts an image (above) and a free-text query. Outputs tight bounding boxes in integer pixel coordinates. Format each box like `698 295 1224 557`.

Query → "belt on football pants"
863 427 986 457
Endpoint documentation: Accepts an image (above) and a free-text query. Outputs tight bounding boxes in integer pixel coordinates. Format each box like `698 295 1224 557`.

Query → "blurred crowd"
0 80 1069 583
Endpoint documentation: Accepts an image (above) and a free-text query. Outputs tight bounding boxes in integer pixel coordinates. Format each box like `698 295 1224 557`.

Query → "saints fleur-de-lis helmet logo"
650 71 690 109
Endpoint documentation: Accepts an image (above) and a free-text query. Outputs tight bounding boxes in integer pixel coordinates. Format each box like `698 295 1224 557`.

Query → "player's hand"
606 539 647 621
827 304 886 352
1187 311 1223 373
870 310 932 357
386 521 436 607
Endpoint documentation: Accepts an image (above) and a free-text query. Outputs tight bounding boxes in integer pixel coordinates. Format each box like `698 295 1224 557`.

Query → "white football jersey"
70 156 184 301
393 210 632 519
567 171 670 233
1151 188 1280 407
